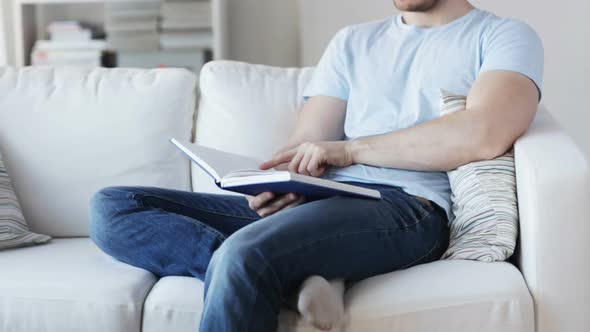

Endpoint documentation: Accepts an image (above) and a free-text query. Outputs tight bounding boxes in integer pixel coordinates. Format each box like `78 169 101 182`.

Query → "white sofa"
0 61 588 332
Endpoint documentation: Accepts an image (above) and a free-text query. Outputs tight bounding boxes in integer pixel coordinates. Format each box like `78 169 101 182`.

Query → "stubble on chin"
393 0 439 12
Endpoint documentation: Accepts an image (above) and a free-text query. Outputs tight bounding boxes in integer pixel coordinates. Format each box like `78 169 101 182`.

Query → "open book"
170 138 381 200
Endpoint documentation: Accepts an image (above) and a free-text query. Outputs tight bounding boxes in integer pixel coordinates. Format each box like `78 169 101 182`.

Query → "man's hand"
260 141 353 177
246 192 305 217
247 141 351 217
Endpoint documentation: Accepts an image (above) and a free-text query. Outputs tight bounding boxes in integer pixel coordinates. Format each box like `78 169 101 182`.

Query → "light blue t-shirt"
303 8 544 219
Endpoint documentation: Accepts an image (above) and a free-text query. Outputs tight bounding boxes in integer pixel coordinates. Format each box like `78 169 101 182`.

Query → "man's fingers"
282 196 306 210
260 149 297 170
288 151 305 174
248 192 275 210
298 151 313 175
312 166 326 177
307 153 325 177
262 195 305 217
257 193 299 217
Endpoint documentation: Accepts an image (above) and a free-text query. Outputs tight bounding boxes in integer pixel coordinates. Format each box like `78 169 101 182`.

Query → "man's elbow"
471 130 517 162
474 142 509 161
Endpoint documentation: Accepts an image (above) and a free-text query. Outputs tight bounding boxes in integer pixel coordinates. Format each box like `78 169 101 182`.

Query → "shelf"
12 0 229 67
17 0 158 5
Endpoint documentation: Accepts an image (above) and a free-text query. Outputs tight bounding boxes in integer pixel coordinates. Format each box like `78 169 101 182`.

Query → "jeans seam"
241 249 280 331
130 193 228 242
131 193 259 221
169 209 228 242
398 239 440 270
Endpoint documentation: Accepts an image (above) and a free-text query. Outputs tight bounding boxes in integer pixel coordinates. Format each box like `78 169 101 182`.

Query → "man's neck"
401 0 475 28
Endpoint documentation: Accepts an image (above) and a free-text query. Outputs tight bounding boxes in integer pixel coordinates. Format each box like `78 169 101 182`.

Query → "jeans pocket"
412 196 437 218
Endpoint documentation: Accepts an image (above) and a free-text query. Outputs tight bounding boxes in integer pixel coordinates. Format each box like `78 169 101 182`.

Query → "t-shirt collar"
395 8 480 32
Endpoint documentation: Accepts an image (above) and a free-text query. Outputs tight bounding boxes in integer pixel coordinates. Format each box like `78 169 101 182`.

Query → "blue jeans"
88 183 449 332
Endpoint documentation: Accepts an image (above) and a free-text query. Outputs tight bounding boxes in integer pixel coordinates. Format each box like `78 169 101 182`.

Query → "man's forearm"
348 109 507 172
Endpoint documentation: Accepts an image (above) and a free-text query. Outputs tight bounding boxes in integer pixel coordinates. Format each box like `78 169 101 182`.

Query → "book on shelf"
32 49 102 67
117 49 206 74
34 40 106 52
105 1 160 52
169 139 382 200
161 1 212 20
160 17 212 30
49 30 92 42
105 20 159 33
160 31 213 50
105 1 161 11
47 21 82 34
104 3 160 20
107 32 160 52
32 21 105 67
48 21 92 42
160 0 212 32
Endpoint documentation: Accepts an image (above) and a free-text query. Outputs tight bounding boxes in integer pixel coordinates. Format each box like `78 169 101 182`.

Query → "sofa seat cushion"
142 260 533 332
142 276 205 332
0 238 157 332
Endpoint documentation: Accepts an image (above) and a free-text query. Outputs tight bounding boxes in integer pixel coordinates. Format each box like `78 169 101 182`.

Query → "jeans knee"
207 234 269 283
88 186 136 247
203 233 284 315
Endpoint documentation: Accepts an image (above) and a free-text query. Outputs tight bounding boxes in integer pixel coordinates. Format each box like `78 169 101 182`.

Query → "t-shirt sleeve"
480 19 544 99
303 27 350 101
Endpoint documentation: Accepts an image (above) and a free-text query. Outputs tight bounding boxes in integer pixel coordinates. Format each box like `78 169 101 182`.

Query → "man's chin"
393 0 439 12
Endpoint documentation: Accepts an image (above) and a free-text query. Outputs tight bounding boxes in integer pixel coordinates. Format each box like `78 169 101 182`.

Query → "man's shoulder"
475 10 540 42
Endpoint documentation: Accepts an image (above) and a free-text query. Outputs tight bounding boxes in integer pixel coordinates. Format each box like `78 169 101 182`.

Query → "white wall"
0 0 6 65
299 0 590 158
300 0 397 66
225 0 299 66
1 0 15 65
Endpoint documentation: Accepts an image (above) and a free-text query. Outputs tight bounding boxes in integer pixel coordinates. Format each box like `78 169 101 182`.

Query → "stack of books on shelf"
159 0 213 50
31 21 106 67
105 1 160 52
117 50 206 73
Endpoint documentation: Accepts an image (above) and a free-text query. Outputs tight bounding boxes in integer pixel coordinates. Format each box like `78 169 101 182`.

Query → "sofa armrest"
514 108 590 332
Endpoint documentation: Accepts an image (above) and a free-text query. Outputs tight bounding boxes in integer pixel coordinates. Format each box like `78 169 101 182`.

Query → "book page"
170 139 268 181
225 169 276 178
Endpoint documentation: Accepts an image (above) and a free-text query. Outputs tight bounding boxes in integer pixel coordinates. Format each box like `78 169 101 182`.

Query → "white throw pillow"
439 89 518 262
193 61 314 195
0 151 51 250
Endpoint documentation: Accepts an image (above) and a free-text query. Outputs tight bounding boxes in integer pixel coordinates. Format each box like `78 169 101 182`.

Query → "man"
88 0 543 331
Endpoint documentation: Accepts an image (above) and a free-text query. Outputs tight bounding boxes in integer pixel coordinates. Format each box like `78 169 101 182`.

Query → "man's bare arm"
349 71 539 171
282 96 347 150
263 71 539 175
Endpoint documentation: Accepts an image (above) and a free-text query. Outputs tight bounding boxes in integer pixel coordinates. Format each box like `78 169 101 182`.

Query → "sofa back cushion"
193 61 314 194
0 67 196 237
0 150 51 249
